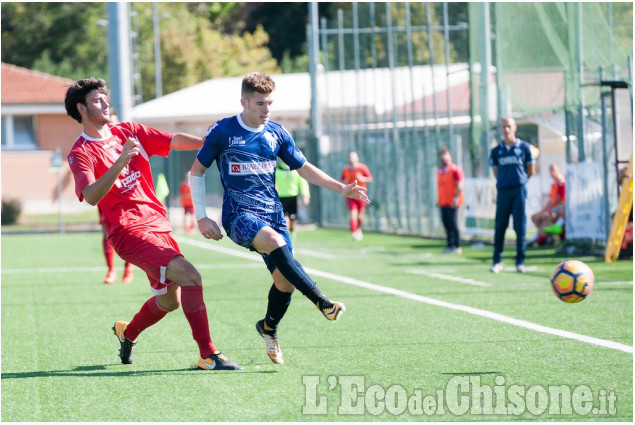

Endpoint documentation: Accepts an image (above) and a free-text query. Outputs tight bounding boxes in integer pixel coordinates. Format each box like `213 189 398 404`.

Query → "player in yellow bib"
275 159 310 243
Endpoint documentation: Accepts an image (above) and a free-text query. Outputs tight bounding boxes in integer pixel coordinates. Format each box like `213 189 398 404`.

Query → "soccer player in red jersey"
65 77 241 370
340 151 373 240
179 172 196 234
437 147 465 254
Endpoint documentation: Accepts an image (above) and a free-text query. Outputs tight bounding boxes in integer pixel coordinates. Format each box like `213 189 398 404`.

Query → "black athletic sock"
264 284 292 330
268 245 327 305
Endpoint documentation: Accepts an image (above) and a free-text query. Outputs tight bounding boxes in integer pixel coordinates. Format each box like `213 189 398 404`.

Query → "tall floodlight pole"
576 2 585 161
153 2 163 98
479 3 492 173
309 2 322 146
308 2 323 224
107 2 132 122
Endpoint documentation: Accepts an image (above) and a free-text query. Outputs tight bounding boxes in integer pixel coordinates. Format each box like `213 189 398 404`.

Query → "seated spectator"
528 163 565 245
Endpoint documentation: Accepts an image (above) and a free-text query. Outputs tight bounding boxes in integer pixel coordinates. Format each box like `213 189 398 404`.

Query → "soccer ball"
550 260 594 303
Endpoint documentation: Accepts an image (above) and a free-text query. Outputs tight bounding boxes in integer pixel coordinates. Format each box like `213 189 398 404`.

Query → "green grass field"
1 229 632 421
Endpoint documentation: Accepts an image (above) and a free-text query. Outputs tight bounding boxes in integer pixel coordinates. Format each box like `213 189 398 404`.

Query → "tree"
1 2 280 102
134 3 279 101
1 2 108 80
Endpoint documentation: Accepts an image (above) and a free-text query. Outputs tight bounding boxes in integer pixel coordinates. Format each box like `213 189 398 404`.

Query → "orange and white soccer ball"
550 260 595 303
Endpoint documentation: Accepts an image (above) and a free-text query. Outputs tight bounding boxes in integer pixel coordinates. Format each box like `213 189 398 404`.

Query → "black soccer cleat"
112 321 136 364
197 352 243 370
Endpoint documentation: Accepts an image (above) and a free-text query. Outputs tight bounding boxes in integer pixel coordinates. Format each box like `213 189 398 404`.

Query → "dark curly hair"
64 77 109 123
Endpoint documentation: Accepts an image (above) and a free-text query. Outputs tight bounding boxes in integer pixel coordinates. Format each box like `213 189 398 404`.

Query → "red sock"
125 296 169 341
357 217 363 230
350 219 358 233
181 286 217 358
103 236 115 270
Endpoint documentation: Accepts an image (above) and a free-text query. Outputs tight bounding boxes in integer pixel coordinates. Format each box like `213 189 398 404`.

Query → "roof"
132 64 472 125
1 62 74 105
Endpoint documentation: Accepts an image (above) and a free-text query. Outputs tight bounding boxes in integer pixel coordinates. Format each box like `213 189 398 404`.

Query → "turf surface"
1 230 632 421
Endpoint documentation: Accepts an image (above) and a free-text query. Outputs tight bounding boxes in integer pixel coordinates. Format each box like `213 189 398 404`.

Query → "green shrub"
1 199 22 225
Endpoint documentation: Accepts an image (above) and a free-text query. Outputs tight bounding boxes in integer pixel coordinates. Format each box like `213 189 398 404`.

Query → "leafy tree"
1 2 108 80
1 2 279 101
134 3 279 101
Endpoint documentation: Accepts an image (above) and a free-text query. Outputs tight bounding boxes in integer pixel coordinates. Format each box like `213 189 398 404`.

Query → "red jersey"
437 163 464 207
179 181 193 208
341 163 372 188
549 179 566 204
68 122 173 237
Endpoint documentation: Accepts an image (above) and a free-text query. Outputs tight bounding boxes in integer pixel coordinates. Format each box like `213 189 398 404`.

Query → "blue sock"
264 283 292 330
268 245 327 306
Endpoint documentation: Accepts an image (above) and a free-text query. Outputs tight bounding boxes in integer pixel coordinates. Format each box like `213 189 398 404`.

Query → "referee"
489 117 535 273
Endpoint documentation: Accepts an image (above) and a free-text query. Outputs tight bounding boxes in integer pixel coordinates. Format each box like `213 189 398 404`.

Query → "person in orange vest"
179 172 195 234
437 147 464 254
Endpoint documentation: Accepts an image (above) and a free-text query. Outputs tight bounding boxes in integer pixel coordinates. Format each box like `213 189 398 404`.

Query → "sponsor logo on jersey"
228 161 276 175
229 136 245 146
498 156 523 166
115 169 142 192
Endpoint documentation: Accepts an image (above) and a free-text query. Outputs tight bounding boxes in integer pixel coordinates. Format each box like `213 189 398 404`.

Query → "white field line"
1 263 260 274
406 268 633 287
295 248 338 259
406 268 493 287
187 237 635 354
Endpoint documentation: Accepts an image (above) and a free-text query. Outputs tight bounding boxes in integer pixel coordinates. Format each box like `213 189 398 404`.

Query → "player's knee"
157 293 181 311
253 228 286 253
162 298 181 312
274 278 296 293
182 268 202 287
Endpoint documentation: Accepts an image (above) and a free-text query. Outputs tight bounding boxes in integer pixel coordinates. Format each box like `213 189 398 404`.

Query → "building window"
1 115 37 150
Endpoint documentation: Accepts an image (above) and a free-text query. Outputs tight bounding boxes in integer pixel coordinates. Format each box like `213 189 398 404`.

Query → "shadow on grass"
1 364 277 379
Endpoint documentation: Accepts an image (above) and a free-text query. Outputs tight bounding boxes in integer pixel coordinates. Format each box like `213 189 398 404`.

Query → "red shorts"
109 230 182 295
346 198 366 212
183 205 194 215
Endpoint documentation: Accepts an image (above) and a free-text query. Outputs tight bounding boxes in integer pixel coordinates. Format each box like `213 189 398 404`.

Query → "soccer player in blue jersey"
489 116 535 273
189 72 370 365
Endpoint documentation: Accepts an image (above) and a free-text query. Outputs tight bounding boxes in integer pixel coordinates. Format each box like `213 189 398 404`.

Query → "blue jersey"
489 139 534 189
197 114 307 229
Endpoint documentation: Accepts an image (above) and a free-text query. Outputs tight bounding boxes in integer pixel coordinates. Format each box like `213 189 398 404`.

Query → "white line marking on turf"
406 268 493 287
175 236 634 354
295 249 338 259
1 263 260 274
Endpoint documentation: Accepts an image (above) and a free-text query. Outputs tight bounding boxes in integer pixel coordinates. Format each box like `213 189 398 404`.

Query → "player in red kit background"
437 147 464 254
179 172 196 234
65 77 241 371
340 151 373 240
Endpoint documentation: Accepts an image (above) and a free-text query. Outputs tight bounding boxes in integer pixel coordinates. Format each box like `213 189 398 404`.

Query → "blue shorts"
225 212 292 274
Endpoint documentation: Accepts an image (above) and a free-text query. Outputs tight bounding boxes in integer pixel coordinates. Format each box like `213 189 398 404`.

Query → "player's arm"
453 174 464 207
299 175 311 205
357 166 373 184
489 150 498 180
189 158 223 240
525 144 535 178
171 133 204 150
297 162 370 204
82 138 140 206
